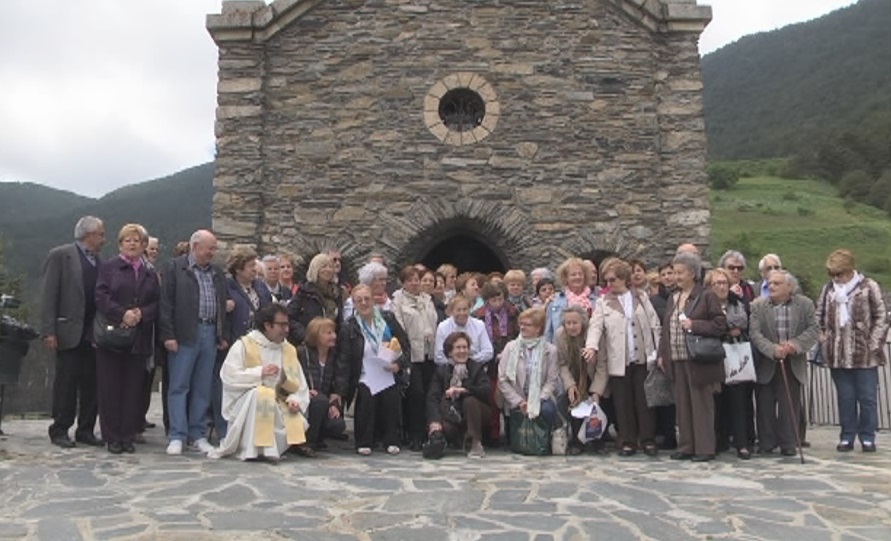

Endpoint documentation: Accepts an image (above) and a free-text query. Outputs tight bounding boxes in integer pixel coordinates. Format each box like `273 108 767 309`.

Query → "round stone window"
424 73 499 146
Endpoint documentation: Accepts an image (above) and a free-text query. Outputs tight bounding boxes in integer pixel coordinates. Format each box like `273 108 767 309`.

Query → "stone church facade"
208 0 712 273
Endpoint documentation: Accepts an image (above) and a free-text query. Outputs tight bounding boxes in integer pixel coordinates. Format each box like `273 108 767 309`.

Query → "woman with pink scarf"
544 257 599 343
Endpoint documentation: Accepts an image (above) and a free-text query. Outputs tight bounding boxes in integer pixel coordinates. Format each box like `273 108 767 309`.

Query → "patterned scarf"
505 336 546 419
358 307 390 353
449 361 468 388
833 271 863 328
565 287 594 317
484 305 509 341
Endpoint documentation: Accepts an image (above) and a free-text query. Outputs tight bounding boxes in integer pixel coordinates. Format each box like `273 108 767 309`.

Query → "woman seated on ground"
296 317 347 452
555 306 607 454
498 308 561 441
335 284 411 456
585 259 662 457
427 332 492 458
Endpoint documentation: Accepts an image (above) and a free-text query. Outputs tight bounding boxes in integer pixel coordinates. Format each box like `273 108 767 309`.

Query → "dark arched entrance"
421 234 506 274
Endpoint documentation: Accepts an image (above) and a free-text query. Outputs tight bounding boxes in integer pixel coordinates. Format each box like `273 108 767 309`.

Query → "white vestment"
210 330 310 460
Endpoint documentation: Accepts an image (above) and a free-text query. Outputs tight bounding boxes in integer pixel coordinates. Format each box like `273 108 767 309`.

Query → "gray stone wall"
209 0 712 273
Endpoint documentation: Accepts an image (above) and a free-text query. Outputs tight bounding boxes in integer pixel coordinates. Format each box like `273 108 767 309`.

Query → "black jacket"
426 361 490 423
334 311 411 403
287 281 342 346
159 255 228 344
297 344 338 397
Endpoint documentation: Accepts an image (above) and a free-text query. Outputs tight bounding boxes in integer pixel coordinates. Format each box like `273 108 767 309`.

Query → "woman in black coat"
94 224 160 454
335 284 411 455
288 253 342 345
426 331 491 458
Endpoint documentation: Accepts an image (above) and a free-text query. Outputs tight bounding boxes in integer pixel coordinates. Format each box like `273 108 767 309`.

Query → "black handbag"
422 430 446 460
93 312 136 351
682 292 725 365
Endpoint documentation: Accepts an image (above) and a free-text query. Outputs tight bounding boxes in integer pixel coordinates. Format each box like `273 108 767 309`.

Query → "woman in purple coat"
94 224 160 454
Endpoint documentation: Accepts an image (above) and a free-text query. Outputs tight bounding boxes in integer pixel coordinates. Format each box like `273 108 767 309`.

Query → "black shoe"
122 442 136 454
409 439 423 452
76 434 105 447
861 442 877 453
691 454 715 462
670 451 693 460
143 421 157 430
736 448 752 460
312 441 329 451
836 440 854 452
619 446 637 457
51 435 76 449
757 447 777 456
643 443 658 457
780 448 797 457
107 442 124 454
291 444 317 458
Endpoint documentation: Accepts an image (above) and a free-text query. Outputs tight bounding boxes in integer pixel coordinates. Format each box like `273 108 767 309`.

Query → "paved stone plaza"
1 395 889 541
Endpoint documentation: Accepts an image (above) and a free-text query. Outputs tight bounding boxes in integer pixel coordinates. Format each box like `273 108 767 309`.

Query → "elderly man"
210 304 311 461
146 237 160 266
757 253 783 298
159 230 229 455
41 216 106 448
750 270 818 456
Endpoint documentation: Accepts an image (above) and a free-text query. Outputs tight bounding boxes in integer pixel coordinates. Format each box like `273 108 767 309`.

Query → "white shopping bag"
723 341 756 384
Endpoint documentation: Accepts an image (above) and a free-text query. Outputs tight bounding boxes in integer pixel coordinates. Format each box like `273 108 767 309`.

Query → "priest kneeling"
209 303 312 461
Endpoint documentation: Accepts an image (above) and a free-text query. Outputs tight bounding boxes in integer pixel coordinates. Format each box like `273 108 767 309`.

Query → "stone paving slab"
2 395 891 540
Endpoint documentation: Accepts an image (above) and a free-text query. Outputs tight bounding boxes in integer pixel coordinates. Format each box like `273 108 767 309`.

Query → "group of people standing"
40 216 888 463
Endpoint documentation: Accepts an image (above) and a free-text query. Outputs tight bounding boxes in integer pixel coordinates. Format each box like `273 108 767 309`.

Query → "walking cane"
778 358 805 464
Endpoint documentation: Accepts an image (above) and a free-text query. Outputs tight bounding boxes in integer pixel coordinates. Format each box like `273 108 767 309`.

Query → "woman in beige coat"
391 265 438 451
585 259 661 456
498 308 561 434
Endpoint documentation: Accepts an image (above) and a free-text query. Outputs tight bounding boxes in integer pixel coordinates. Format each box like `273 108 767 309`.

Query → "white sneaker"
192 438 214 454
166 440 183 455
468 441 485 459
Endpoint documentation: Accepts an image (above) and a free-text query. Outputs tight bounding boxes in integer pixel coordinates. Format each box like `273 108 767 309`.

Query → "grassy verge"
710 176 891 297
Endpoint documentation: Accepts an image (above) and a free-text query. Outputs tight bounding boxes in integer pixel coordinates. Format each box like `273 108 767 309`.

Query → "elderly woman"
629 259 649 292
343 261 391 321
287 253 342 345
585 259 661 456
817 249 888 452
94 224 160 454
437 264 458 302
718 250 755 303
391 265 438 451
456 272 483 312
705 268 755 459
503 270 532 313
533 278 556 308
277 253 300 300
335 284 411 455
498 308 561 440
420 269 447 323
545 257 599 343
556 306 606 454
657 252 727 462
427 332 492 458
434 295 494 366
297 317 347 452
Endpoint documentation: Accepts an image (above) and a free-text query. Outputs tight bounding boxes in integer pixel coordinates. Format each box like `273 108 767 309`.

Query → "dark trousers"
306 393 347 445
612 364 656 447
441 396 491 446
96 349 146 444
674 360 716 456
716 382 756 451
403 360 434 442
655 405 677 448
354 383 401 449
48 342 98 440
756 361 801 452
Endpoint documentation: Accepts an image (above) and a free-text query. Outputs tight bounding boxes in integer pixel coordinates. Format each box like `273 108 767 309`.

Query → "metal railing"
807 338 891 429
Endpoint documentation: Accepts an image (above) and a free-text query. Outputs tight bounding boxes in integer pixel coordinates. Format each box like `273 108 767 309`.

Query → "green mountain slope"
702 0 891 160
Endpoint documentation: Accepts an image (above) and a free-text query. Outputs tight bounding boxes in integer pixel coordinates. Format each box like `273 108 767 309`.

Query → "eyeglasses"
726 265 744 271
764 265 781 271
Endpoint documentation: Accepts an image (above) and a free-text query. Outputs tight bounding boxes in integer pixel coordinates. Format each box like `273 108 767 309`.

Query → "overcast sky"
0 0 858 197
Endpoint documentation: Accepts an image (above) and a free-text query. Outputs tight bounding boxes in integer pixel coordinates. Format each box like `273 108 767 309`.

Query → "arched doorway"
420 233 506 274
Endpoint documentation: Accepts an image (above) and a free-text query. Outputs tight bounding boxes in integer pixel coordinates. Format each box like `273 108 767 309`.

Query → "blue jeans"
831 367 879 444
538 398 559 429
167 324 217 443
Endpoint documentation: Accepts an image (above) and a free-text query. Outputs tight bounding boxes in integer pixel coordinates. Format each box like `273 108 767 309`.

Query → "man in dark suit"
750 270 819 456
41 216 107 448
159 230 229 455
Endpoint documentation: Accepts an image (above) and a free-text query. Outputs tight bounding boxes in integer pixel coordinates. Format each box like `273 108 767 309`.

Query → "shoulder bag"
93 311 136 351
683 292 725 365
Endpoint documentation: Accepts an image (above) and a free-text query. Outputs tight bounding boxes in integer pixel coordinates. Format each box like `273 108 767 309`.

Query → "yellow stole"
240 336 307 448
